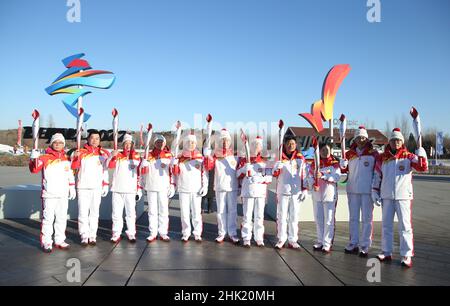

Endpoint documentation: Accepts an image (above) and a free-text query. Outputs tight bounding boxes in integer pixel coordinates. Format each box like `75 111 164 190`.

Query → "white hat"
122 134 133 144
253 136 263 146
390 128 404 142
184 133 197 144
354 126 369 139
219 129 231 140
50 133 65 146
154 134 166 144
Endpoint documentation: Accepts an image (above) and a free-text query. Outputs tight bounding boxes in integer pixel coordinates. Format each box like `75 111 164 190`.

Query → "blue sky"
0 0 449 134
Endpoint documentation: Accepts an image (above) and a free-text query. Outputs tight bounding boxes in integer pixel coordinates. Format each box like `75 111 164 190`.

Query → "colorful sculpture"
299 64 351 133
45 53 116 122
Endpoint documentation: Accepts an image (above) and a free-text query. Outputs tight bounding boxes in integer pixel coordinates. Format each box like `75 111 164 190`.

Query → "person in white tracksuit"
340 126 379 257
372 128 428 268
172 133 209 242
71 130 110 246
310 142 341 253
29 133 76 253
237 136 272 248
140 134 175 243
204 129 240 244
108 134 142 243
272 135 308 250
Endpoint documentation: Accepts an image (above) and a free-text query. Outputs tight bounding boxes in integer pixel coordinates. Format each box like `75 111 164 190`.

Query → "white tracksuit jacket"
372 146 428 200
108 149 141 194
173 150 208 193
272 151 308 196
140 148 174 192
29 147 75 198
343 144 379 195
71 144 110 190
310 156 341 202
204 150 239 192
236 154 272 198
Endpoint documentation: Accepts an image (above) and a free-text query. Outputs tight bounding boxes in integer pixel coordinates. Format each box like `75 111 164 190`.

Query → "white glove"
168 184 176 199
340 159 348 169
140 159 150 168
298 190 308 202
274 161 283 170
198 185 208 197
415 147 426 158
68 186 76 200
203 148 212 157
371 190 382 207
101 185 109 197
30 149 40 159
136 189 143 202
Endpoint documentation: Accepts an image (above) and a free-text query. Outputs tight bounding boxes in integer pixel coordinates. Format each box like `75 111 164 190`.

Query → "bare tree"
384 121 391 137
47 114 55 128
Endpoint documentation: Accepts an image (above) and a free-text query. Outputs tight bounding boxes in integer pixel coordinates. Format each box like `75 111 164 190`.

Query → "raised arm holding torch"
410 106 422 149
112 108 119 151
339 114 347 159
278 119 285 161
312 136 320 191
76 107 84 150
144 123 153 160
174 120 182 158
240 129 251 177
204 114 213 154
31 109 40 157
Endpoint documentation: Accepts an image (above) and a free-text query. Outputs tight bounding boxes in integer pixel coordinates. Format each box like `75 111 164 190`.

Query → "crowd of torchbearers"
28 109 428 269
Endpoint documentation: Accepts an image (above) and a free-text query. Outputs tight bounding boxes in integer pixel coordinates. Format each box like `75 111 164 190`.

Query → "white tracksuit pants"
78 189 102 240
381 199 414 257
347 193 374 252
147 191 169 237
179 192 203 238
313 200 336 249
276 194 301 244
216 191 238 238
41 198 69 246
112 192 136 237
241 197 266 242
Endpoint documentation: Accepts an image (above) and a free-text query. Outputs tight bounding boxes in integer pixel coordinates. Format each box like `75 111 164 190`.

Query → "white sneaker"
243 240 251 248
111 235 121 243
215 236 225 243
376 253 393 262
127 234 136 243
401 256 413 268
54 242 70 250
256 241 265 247
181 236 190 242
322 246 331 253
146 235 156 243
230 236 240 244
274 241 285 249
288 242 301 249
194 235 202 242
160 235 170 242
